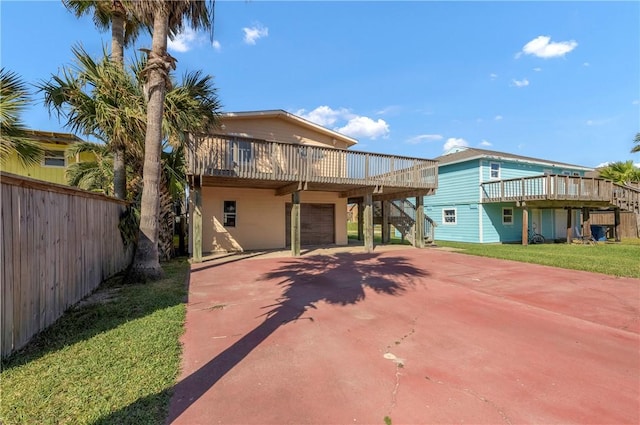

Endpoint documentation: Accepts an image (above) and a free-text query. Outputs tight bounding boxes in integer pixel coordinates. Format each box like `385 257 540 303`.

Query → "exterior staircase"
373 199 436 246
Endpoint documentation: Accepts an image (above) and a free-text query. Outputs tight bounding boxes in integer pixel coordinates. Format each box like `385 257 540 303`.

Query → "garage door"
285 203 335 246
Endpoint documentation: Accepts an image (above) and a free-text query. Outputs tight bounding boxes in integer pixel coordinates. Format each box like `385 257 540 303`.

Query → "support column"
614 207 621 242
364 193 374 253
192 186 202 263
291 191 301 256
382 200 390 244
581 207 591 240
357 199 364 241
566 207 573 243
522 206 529 246
415 196 425 248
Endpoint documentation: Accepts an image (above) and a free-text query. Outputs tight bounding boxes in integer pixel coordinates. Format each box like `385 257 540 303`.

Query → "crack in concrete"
384 316 419 416
426 376 513 425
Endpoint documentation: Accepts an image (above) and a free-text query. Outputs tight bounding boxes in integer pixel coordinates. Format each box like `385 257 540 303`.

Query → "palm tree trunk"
111 3 127 200
130 8 169 281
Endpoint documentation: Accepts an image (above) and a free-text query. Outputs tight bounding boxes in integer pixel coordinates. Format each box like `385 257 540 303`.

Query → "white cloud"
243 24 269 45
586 118 614 126
583 62 590 67
490 73 498 80
212 40 221 51
517 35 578 59
376 105 401 115
596 161 612 168
533 67 542 72
406 134 443 145
480 139 492 147
168 27 200 52
337 116 389 140
494 115 503 121
443 137 469 151
296 106 351 127
632 99 639 105
296 106 389 139
511 78 530 88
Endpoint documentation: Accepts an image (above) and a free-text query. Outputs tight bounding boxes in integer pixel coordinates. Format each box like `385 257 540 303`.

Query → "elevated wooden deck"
187 134 438 199
481 175 640 213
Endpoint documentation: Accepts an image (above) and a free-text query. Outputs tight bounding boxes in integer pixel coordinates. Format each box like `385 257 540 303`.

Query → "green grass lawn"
0 259 189 425
348 221 639 278
434 239 640 278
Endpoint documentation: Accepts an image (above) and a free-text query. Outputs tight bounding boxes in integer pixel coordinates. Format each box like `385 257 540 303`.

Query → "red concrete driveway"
168 247 639 425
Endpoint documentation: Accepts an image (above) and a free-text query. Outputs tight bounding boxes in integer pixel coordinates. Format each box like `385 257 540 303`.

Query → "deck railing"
481 175 640 213
189 135 438 189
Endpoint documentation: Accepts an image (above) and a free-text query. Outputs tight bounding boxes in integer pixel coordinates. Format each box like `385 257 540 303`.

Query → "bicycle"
528 225 545 244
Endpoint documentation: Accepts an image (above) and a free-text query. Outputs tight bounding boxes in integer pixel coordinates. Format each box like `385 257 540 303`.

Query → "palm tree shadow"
164 251 428 423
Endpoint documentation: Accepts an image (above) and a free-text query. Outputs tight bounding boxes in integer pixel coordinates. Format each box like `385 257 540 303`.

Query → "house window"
43 150 65 167
442 208 457 225
490 162 500 179
232 140 253 164
572 172 580 176
223 201 236 227
502 207 514 225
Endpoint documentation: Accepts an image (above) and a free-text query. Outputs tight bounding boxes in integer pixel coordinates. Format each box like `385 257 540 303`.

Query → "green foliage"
0 68 43 166
119 204 140 247
632 132 640 154
598 160 640 185
0 259 189 425
435 240 640 278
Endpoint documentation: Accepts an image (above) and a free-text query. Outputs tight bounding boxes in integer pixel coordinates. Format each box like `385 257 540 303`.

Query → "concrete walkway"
168 247 639 424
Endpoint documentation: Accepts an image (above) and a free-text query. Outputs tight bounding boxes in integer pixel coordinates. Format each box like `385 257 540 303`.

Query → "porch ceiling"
194 175 434 200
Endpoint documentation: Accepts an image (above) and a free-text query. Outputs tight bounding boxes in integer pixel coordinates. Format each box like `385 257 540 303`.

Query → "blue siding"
425 154 588 243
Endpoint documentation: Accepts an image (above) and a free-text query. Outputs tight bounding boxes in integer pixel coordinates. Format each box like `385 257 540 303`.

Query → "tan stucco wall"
220 116 352 149
197 187 348 253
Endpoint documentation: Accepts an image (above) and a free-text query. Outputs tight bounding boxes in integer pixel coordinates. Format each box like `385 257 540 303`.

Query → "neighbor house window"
443 208 457 225
572 172 580 176
43 150 65 167
223 201 236 227
490 162 500 179
502 207 514 225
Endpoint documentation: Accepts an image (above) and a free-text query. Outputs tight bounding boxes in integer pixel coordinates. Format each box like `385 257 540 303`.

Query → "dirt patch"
74 287 122 309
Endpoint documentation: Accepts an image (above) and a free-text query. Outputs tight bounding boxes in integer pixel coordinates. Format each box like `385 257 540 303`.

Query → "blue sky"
2 1 639 167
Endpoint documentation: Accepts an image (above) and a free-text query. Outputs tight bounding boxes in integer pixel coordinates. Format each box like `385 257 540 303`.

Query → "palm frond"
0 68 43 166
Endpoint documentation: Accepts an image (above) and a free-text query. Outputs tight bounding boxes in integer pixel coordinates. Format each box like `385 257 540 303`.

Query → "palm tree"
129 0 215 280
0 69 43 166
63 0 145 199
42 48 220 263
41 44 146 199
598 160 640 185
632 133 640 154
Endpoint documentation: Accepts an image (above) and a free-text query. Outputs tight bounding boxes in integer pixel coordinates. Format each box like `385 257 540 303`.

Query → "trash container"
590 225 607 241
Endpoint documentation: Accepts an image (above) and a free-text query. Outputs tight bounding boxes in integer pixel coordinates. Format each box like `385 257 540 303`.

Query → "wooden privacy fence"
590 211 639 239
1 172 133 358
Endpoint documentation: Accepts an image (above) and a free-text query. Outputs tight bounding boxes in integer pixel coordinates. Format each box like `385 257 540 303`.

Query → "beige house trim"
188 110 439 260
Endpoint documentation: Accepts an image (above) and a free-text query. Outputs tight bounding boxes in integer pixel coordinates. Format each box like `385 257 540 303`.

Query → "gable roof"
220 109 358 147
435 147 593 171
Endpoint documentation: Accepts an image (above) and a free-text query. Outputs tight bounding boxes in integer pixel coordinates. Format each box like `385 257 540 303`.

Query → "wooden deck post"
192 185 202 263
614 207 621 242
357 199 364 241
522 206 529 246
291 191 301 256
364 193 374 253
566 207 573 243
415 196 425 248
382 200 390 244
581 207 591 240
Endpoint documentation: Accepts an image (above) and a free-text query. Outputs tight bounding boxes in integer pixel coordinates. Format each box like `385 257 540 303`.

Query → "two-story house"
1 130 92 185
426 147 637 243
187 110 439 259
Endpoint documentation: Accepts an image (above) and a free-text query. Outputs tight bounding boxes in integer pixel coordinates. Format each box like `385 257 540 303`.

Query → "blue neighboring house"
427 147 596 243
